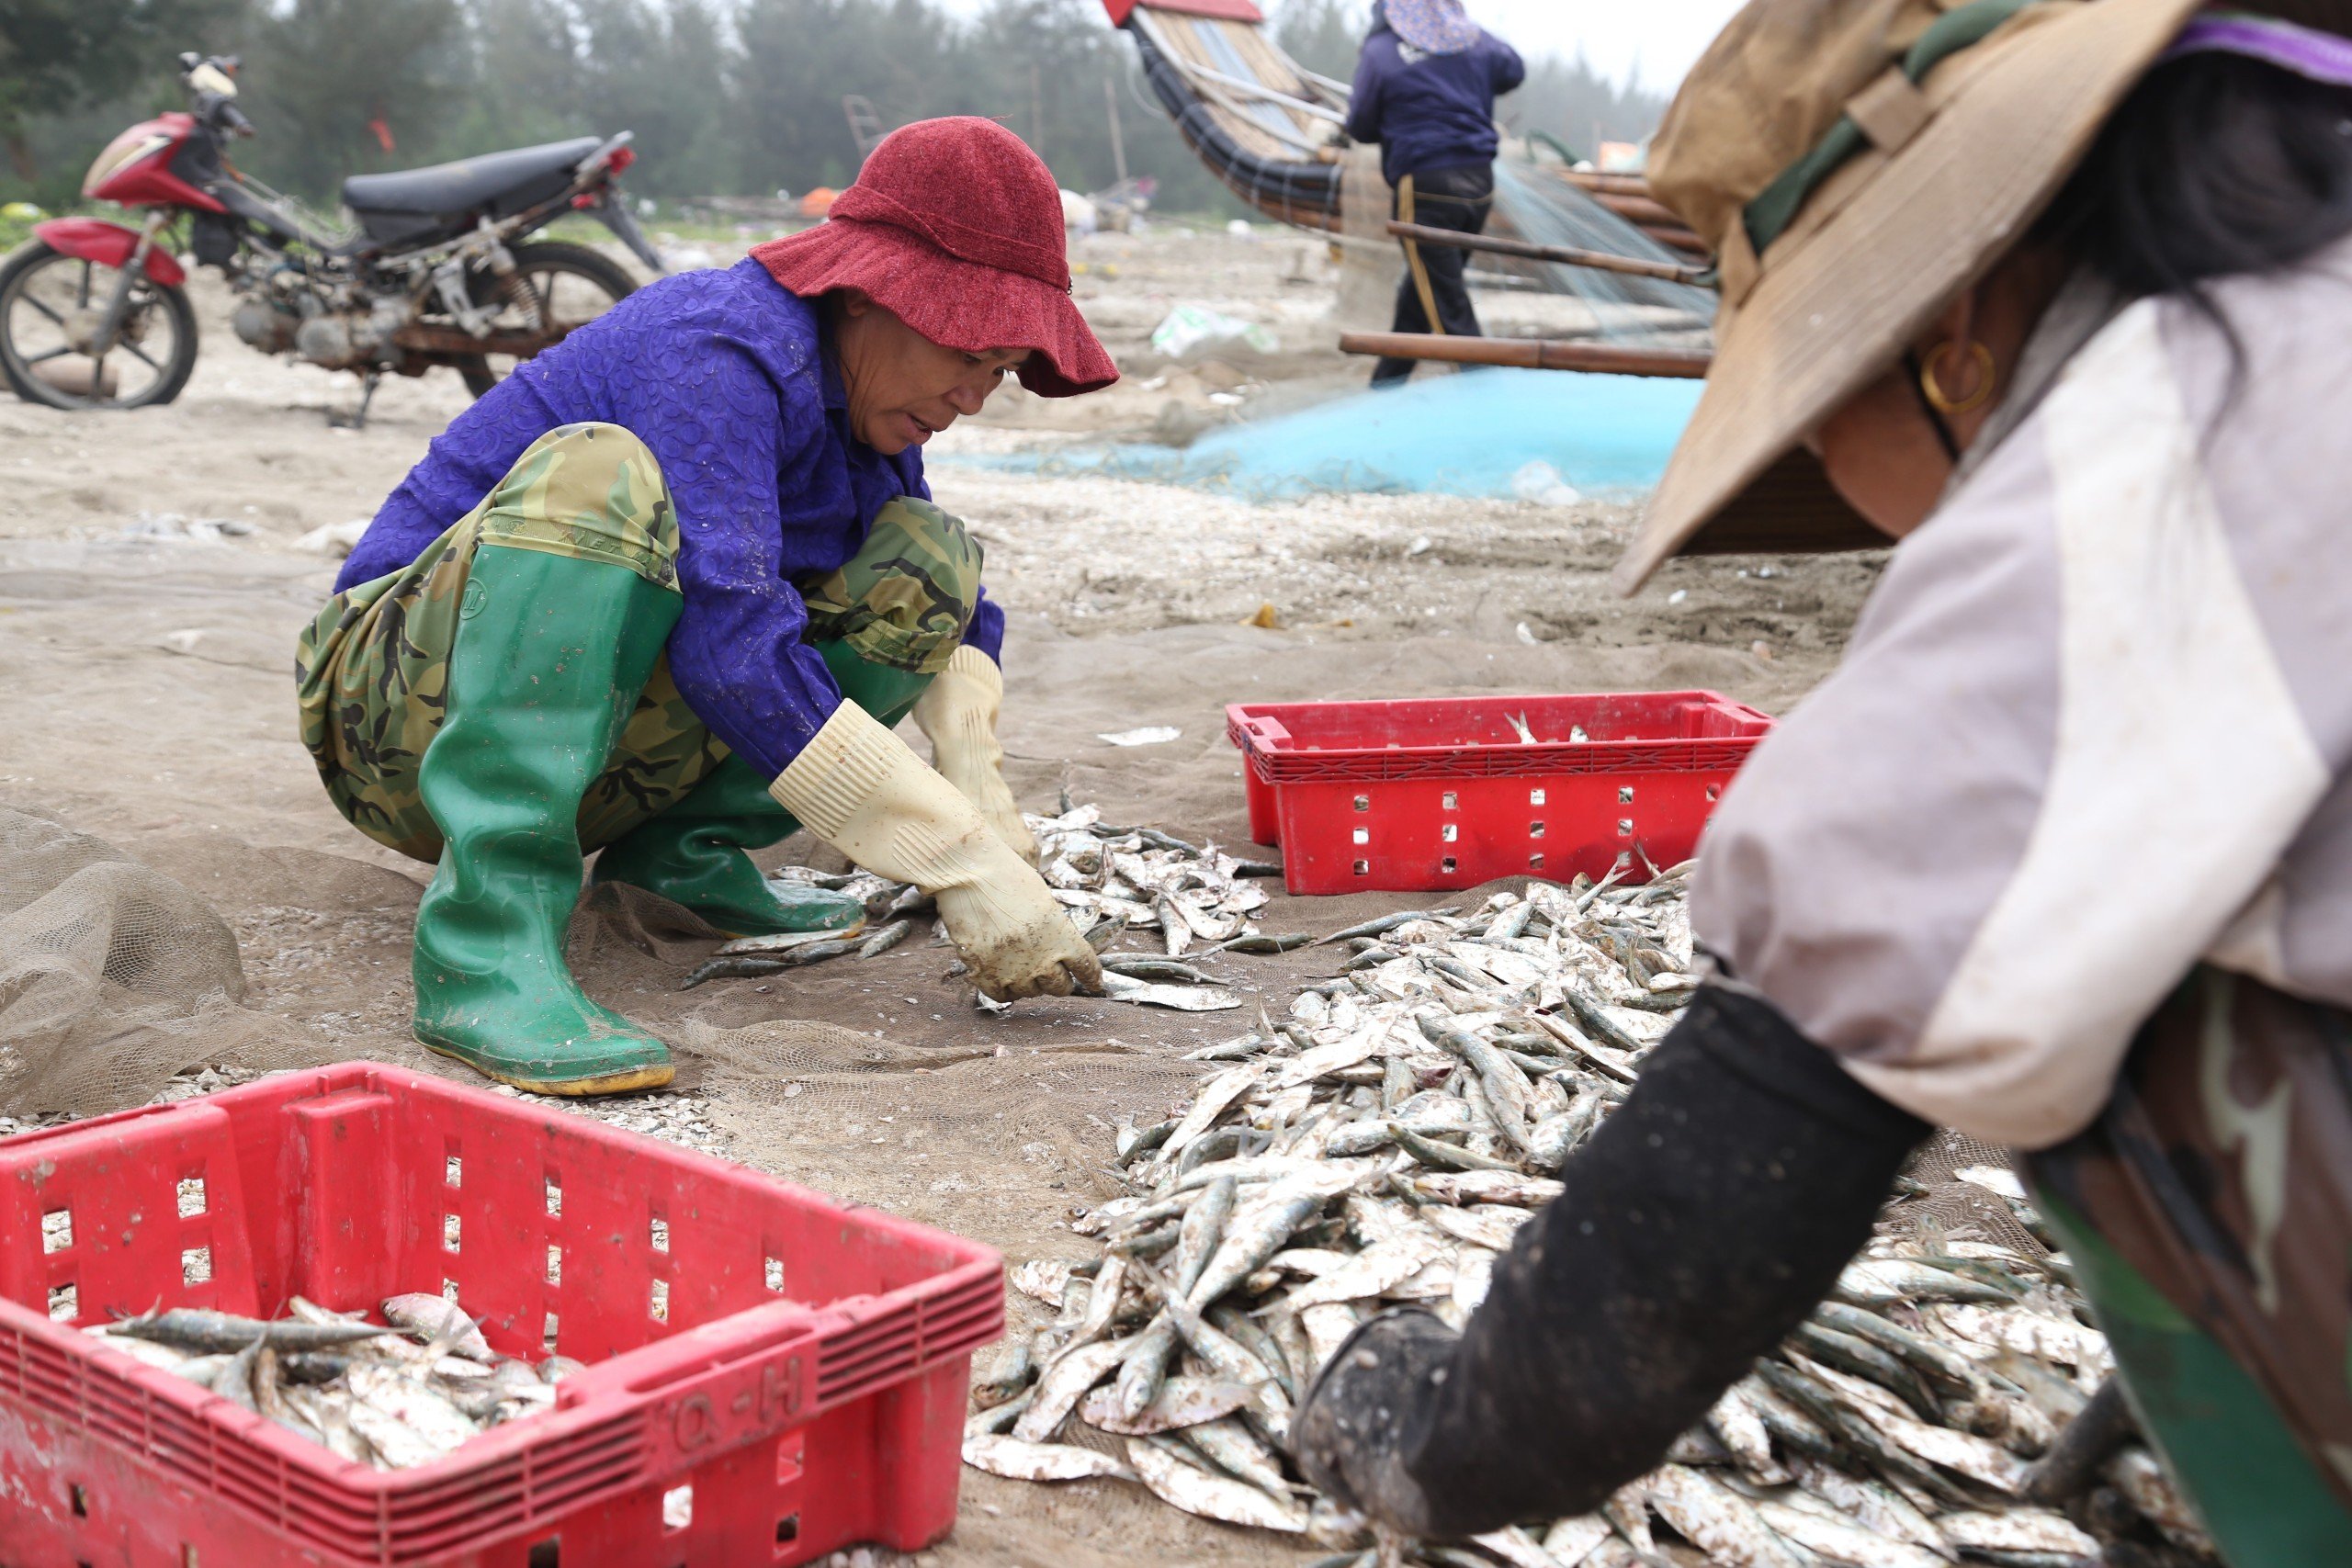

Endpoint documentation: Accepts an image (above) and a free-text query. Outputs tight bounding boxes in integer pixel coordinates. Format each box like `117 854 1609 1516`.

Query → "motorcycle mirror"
187 60 239 99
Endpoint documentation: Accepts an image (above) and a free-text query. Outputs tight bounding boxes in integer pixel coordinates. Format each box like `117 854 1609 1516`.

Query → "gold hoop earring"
1920 340 1996 416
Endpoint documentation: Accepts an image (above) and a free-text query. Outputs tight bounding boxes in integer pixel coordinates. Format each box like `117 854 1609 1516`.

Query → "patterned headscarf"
1382 0 1481 56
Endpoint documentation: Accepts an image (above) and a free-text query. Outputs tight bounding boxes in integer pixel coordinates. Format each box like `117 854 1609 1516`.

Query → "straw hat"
1612 0 2211 592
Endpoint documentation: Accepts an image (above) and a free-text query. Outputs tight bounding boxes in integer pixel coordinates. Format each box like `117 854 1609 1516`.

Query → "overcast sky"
1461 0 1747 92
940 3 1750 96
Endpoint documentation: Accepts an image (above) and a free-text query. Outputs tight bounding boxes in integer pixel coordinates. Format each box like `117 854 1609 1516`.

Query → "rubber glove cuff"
770 702 1099 1001
912 645 1039 866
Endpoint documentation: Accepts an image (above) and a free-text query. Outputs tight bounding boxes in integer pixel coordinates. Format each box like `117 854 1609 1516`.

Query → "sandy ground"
0 229 1882 1566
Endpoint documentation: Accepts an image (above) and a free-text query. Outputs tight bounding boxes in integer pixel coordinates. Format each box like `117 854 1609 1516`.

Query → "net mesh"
1487 161 1718 333
1337 149 1713 349
1338 142 1407 331
0 805 327 1115
1893 1126 2053 1260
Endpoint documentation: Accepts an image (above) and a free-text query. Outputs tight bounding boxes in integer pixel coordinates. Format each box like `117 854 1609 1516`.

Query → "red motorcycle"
0 53 664 415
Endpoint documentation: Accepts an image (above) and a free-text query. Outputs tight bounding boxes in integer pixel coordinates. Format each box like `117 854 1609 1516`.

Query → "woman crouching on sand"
1292 1 2352 1558
297 118 1110 1096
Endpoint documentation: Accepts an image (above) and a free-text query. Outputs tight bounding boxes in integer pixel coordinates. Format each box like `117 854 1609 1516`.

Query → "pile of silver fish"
85 1294 577 1469
687 799 1293 1010
1029 800 1298 1012
972 869 2218 1567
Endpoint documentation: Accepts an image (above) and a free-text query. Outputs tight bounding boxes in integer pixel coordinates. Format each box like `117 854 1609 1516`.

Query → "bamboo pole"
1557 170 1657 198
1337 332 1713 378
1385 220 1714 287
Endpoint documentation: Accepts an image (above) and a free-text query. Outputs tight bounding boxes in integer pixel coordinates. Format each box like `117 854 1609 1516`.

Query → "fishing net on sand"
553 883 1212 1252
1337 144 1714 344
1896 1126 2056 1260
1337 144 1406 331
0 805 326 1116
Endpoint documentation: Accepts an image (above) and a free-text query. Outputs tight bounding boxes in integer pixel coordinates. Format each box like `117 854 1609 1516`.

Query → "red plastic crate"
0 1064 1001 1567
1227 691 1772 895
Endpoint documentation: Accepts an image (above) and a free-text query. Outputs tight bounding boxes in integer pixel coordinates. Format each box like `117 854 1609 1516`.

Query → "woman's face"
1806 362 1957 538
834 290 1030 455
1807 247 2068 540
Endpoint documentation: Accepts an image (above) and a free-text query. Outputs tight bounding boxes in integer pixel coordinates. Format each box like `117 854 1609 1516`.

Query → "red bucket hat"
752 117 1117 398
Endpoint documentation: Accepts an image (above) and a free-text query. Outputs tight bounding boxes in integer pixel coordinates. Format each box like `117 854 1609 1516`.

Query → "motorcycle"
0 53 665 417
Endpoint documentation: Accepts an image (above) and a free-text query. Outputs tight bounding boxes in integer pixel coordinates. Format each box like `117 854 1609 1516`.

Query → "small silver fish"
1642 1464 1806 1568
1125 1437 1306 1532
1931 1507 2099 1559
962 1432 1136 1483
1080 1374 1259 1436
1012 1337 1129 1443
1101 972 1243 1011
1754 1499 1946 1568
1180 1415 1291 1499
381 1293 493 1362
972 1340 1034 1409
714 923 866 958
856 919 914 958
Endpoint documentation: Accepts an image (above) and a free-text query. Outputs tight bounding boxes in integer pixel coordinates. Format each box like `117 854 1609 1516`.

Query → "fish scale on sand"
973 858 2213 1565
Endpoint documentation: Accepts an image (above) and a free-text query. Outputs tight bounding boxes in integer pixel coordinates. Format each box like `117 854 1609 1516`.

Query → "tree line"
0 0 1669 216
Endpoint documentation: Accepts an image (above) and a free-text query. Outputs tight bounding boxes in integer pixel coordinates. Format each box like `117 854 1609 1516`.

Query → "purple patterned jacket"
336 257 1006 779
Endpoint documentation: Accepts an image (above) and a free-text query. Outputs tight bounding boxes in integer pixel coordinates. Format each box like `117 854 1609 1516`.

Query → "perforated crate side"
0 1065 1005 1568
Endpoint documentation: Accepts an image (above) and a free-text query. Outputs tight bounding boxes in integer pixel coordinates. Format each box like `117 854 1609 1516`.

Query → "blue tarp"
944 367 1702 502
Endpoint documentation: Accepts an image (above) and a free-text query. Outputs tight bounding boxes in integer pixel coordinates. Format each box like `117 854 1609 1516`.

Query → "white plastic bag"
1149 305 1276 359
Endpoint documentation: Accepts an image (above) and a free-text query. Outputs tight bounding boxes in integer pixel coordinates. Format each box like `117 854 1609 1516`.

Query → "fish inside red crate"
83 1292 577 1470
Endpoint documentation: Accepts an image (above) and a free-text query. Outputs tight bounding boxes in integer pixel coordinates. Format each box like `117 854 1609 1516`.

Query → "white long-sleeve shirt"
1691 242 2352 1148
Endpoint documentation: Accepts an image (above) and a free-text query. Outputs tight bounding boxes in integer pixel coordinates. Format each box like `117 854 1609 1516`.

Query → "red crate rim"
1225 692 1773 784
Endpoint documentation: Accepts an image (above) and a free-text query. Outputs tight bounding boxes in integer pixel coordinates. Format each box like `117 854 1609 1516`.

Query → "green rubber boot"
588 639 937 934
590 756 865 937
2037 1187 2352 1563
412 543 683 1096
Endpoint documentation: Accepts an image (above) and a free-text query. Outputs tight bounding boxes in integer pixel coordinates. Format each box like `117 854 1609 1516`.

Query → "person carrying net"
297 119 1112 1096
1343 0 1524 387
1292 2 2352 1560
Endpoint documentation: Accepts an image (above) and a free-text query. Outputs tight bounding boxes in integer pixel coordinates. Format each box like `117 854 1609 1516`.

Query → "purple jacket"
1344 17 1525 189
337 258 1004 780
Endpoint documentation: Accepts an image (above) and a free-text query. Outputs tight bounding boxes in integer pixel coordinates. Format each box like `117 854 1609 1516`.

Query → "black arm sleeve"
1402 984 1931 1537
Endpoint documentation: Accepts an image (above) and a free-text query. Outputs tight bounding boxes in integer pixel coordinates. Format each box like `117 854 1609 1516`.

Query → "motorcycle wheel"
0 242 198 411
456 241 637 398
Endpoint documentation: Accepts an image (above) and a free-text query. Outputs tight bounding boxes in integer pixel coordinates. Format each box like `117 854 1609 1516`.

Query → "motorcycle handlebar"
179 53 251 134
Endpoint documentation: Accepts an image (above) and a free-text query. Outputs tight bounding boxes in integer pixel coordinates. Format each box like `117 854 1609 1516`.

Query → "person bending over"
1295 3 2352 1560
299 118 1111 1095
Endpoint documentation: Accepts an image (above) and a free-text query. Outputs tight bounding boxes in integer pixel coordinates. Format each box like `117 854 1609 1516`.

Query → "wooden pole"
1384 220 1713 287
1558 169 1657 198
1338 332 1713 378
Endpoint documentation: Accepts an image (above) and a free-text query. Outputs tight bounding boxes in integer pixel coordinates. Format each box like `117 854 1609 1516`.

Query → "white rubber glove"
771 703 1101 1001
912 646 1040 866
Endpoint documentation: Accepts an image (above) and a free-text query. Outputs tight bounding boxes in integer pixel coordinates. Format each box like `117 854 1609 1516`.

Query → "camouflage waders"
293 421 984 1091
296 429 986 864
2025 966 2352 1562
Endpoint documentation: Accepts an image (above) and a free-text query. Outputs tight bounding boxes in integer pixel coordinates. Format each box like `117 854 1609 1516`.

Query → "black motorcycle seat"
341 138 603 217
